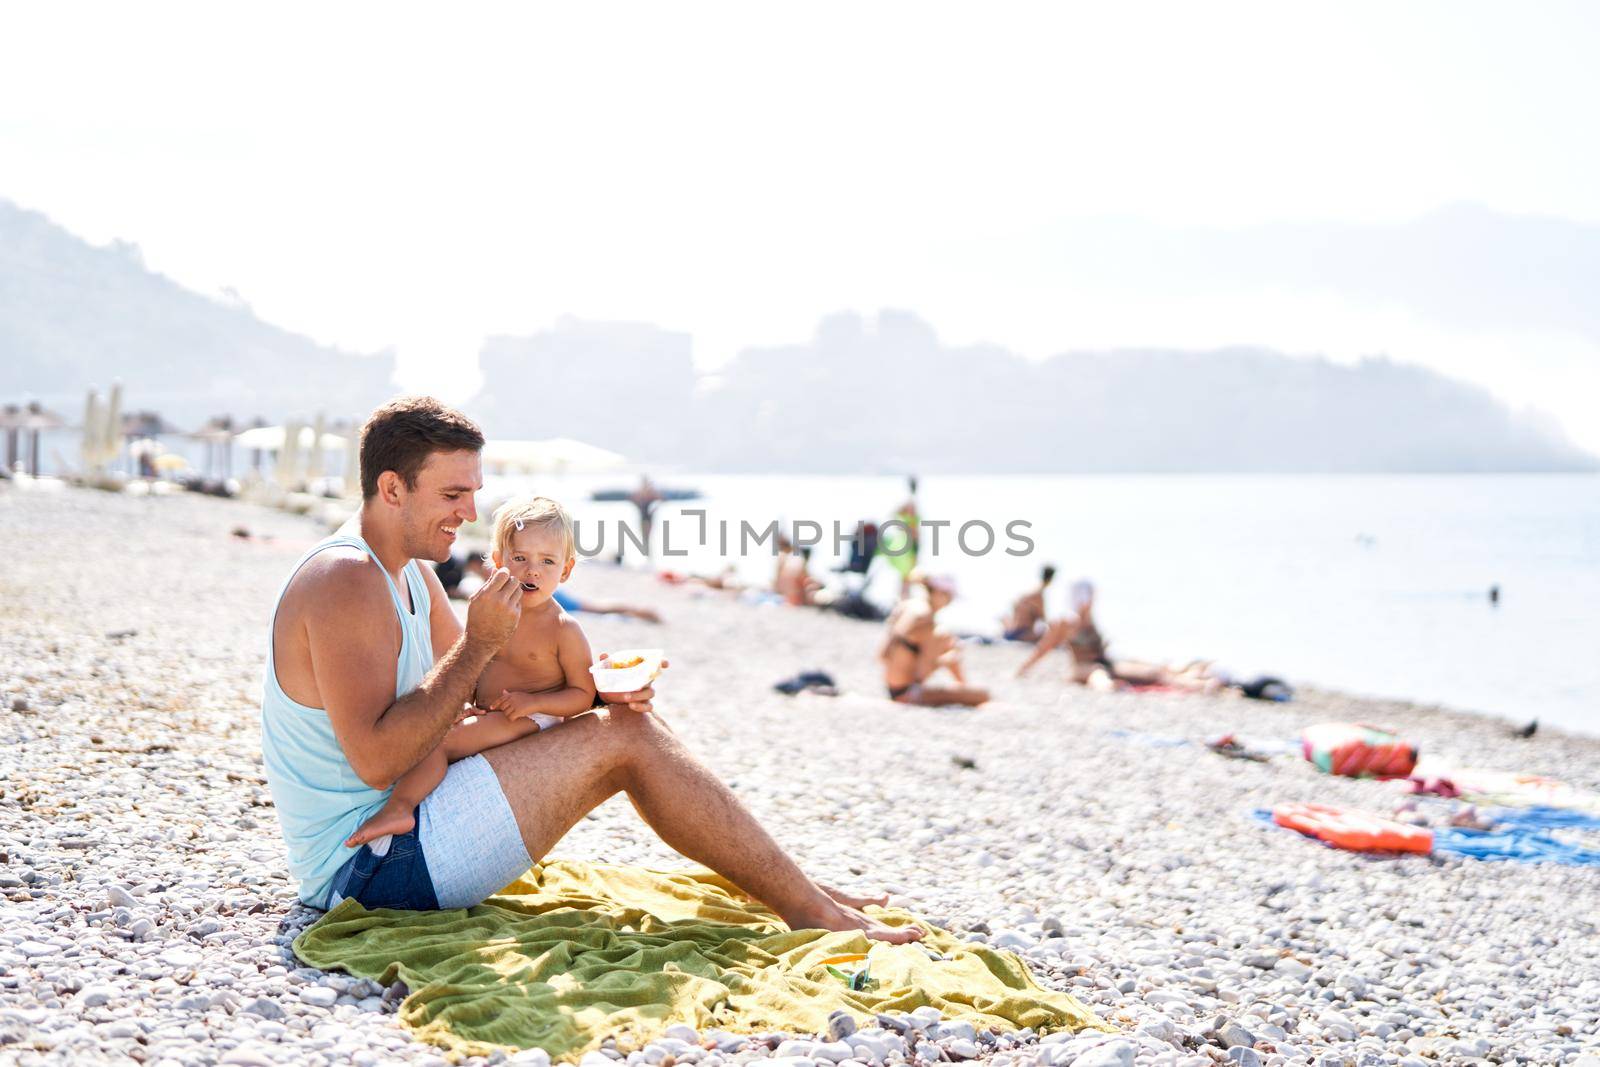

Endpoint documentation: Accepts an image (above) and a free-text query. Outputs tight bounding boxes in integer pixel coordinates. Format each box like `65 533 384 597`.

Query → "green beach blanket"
293 860 1110 1061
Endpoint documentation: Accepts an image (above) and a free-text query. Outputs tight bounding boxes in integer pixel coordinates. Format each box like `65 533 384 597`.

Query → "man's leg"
478 709 920 943
902 682 990 707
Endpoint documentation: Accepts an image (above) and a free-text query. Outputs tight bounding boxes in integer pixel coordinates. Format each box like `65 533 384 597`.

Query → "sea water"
529 472 1600 736
19 432 1597 734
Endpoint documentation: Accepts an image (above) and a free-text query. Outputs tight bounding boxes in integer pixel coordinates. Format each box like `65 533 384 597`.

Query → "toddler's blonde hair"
491 496 575 562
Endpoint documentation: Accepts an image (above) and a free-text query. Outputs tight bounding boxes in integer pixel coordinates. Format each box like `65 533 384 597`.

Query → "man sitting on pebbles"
340 494 599 851
261 396 918 943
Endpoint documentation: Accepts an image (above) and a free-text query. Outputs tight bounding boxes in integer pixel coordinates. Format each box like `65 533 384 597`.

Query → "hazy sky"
4 2 1598 448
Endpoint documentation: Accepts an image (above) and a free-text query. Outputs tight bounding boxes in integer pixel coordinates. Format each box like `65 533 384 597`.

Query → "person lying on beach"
1001 563 1055 642
262 397 918 942
658 565 744 593
344 495 596 848
1015 579 1223 692
552 592 662 623
879 573 990 706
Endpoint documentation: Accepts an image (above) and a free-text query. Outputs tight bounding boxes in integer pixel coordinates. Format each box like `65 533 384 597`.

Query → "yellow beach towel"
292 860 1111 1062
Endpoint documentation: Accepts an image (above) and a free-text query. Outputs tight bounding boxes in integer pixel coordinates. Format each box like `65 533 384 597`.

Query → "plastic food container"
589 649 665 694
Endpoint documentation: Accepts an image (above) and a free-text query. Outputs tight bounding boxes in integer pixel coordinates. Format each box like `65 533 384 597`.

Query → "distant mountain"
4 198 1592 473
472 310 1595 473
0 198 395 427
698 310 1598 472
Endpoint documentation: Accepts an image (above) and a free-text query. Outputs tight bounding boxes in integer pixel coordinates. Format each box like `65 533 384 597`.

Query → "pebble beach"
2 484 1598 1067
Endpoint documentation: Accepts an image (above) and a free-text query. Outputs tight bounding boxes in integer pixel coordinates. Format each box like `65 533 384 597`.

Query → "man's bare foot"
819 883 890 909
344 804 415 848
789 899 924 944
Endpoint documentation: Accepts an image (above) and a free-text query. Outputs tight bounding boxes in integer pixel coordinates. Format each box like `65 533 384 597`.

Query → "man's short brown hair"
359 397 484 499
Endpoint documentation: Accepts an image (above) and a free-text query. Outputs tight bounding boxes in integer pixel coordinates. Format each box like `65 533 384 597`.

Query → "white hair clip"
514 519 525 531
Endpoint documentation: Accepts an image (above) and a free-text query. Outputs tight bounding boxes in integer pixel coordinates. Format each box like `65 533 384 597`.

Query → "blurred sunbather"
880 574 989 706
658 566 745 593
1016 579 1223 692
777 545 822 606
1001 563 1055 642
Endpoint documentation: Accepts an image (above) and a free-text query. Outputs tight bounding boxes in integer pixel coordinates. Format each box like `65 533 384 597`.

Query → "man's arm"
487 619 599 719
308 565 523 790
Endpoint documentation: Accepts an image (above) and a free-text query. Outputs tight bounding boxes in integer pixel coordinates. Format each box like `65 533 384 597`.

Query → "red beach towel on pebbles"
1301 722 1419 779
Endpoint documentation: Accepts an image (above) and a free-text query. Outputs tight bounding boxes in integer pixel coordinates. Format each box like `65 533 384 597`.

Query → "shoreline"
2 484 1597 1066
11 471 1590 741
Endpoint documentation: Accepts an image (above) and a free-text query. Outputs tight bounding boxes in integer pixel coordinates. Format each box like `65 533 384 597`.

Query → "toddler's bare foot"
345 804 415 848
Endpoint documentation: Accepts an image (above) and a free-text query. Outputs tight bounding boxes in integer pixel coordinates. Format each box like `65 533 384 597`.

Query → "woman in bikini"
879 574 990 706
1001 564 1055 642
1016 579 1224 692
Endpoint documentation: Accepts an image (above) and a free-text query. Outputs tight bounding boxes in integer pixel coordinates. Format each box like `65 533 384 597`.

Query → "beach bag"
1302 722 1418 779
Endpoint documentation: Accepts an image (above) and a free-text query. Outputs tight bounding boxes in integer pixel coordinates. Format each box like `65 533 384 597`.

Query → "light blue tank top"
260 533 435 905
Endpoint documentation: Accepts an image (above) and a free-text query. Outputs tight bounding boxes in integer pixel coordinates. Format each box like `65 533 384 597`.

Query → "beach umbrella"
233 424 347 452
190 416 235 477
81 390 103 470
317 430 348 451
277 420 303 487
306 413 327 480
273 424 347 484
233 424 285 451
342 419 361 498
121 411 184 437
1 404 22 472
102 383 123 469
17 402 65 476
244 416 268 472
480 437 628 475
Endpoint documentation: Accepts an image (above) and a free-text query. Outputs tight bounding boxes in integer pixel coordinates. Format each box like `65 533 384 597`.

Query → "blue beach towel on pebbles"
1251 808 1600 866
1433 826 1600 865
1484 806 1600 832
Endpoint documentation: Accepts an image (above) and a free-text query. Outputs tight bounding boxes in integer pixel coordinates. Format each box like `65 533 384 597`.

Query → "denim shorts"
326 754 532 911
325 813 439 911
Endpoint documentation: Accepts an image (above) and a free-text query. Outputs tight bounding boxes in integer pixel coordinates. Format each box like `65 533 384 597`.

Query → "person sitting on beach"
1016 579 1222 692
261 396 917 942
776 545 822 607
1001 564 1056 642
879 573 990 706
344 495 596 847
772 533 794 591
